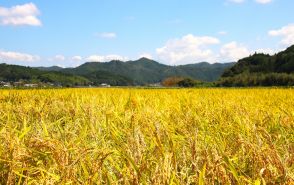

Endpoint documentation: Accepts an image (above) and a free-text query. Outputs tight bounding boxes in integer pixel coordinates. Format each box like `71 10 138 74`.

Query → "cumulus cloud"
220 42 250 62
47 55 84 67
0 3 41 26
86 54 128 62
219 43 278 61
0 50 40 62
98 32 117 39
72 55 83 61
69 56 83 67
268 24 294 46
47 55 67 63
255 0 272 4
156 34 220 65
54 55 65 61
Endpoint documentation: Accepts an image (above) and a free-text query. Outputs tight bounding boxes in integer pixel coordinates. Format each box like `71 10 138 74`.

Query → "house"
46 83 54 86
0 81 11 87
14 82 23 87
100 83 111 87
3 84 11 87
24 84 38 88
148 83 162 87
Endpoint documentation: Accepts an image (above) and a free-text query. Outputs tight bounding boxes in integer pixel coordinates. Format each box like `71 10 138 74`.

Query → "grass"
0 88 293 184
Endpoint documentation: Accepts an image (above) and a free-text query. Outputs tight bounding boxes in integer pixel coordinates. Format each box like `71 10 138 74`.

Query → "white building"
100 83 111 87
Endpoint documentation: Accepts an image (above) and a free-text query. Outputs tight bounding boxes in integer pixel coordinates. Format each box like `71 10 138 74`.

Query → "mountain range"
0 58 234 86
57 58 235 85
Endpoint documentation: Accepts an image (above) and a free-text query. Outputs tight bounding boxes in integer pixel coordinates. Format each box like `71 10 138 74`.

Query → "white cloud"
47 55 66 63
139 53 153 59
228 0 245 3
0 3 41 26
86 54 128 62
98 32 117 39
219 45 279 62
50 55 83 67
269 24 294 46
220 42 250 62
70 56 84 67
54 55 65 61
72 55 82 61
0 50 40 62
156 34 220 65
255 0 272 4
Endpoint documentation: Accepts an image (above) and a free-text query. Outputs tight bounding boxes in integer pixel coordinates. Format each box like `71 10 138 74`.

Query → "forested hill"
0 63 89 86
57 58 235 85
218 45 294 86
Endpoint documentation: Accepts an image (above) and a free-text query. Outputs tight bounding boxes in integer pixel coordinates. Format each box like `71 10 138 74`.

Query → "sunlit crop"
0 88 293 184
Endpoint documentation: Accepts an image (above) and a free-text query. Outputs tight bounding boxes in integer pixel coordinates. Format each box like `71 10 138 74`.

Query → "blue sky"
0 0 294 67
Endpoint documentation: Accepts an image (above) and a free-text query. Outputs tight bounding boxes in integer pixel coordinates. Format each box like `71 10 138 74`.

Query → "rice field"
0 88 293 184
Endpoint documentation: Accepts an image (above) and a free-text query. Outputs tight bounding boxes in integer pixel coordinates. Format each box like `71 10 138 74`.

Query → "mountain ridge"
53 58 235 84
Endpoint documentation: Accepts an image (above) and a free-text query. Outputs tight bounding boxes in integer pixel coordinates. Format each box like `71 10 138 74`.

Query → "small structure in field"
148 83 162 87
24 84 38 88
0 81 11 87
100 83 111 87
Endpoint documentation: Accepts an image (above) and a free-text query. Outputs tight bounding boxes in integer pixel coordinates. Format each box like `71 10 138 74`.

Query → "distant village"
0 81 164 88
1 81 43 88
0 81 112 88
